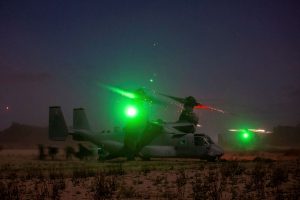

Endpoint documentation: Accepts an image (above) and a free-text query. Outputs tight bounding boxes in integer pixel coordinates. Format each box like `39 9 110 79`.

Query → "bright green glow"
239 129 252 142
243 132 249 139
150 79 154 82
125 106 138 117
102 84 136 99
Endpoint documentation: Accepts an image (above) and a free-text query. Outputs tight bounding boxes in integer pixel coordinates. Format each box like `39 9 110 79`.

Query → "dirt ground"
0 149 299 199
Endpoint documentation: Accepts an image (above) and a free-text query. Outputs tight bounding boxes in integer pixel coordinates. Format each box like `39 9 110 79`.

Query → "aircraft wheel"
138 152 151 161
97 148 109 161
127 156 135 161
206 156 218 162
141 155 151 161
214 156 222 162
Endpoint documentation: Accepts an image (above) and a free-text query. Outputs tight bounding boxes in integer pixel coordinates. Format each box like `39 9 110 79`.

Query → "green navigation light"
239 129 252 142
243 132 249 139
125 106 138 117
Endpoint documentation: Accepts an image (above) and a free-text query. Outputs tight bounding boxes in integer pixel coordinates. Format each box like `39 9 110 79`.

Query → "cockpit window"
205 136 214 144
194 136 208 146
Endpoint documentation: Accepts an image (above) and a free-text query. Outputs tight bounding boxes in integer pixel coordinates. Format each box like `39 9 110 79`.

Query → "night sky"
1 0 299 139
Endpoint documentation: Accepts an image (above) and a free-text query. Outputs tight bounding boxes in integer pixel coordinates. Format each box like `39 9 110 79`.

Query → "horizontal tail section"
49 106 68 141
73 108 91 130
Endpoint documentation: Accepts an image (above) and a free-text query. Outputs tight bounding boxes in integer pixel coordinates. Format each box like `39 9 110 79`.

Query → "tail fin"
49 106 69 141
73 108 91 130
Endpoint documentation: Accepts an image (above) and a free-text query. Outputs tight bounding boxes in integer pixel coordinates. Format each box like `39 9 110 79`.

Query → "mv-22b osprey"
49 86 224 161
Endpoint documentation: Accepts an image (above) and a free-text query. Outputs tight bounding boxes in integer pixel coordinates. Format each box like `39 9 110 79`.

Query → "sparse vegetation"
0 152 298 199
34 181 50 200
25 168 44 180
49 169 64 180
220 161 246 178
51 178 66 200
247 162 267 199
192 175 210 199
253 156 274 162
73 168 97 179
269 167 288 187
105 163 125 176
140 164 151 175
117 184 136 198
0 181 20 200
92 173 118 200
176 169 187 199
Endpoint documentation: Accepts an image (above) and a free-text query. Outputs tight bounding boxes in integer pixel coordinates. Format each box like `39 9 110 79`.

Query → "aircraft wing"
134 121 164 153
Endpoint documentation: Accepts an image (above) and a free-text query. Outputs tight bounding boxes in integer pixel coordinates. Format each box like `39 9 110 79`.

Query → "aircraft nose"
209 144 224 157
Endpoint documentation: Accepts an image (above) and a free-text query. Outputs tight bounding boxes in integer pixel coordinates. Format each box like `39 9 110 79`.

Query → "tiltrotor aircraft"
49 86 224 161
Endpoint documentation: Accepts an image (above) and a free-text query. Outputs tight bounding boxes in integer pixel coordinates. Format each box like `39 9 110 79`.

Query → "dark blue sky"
1 0 299 138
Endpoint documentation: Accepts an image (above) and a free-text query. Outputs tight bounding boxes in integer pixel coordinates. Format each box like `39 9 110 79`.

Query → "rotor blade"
158 93 186 104
157 92 226 113
146 95 167 105
100 84 137 99
194 103 225 113
101 84 166 105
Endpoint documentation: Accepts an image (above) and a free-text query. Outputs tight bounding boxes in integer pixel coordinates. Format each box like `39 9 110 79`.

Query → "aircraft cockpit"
194 134 214 146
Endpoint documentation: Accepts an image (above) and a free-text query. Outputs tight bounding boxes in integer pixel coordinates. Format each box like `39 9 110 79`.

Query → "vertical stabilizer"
73 108 91 130
49 106 68 140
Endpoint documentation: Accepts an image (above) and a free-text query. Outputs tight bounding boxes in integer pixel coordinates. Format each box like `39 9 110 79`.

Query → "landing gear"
138 153 151 161
205 156 220 162
97 147 109 161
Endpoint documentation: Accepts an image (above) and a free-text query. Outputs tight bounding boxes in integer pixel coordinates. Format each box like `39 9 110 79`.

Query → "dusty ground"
0 149 299 199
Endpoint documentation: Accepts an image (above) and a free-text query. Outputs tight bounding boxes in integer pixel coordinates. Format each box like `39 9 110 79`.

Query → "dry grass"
0 149 299 199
